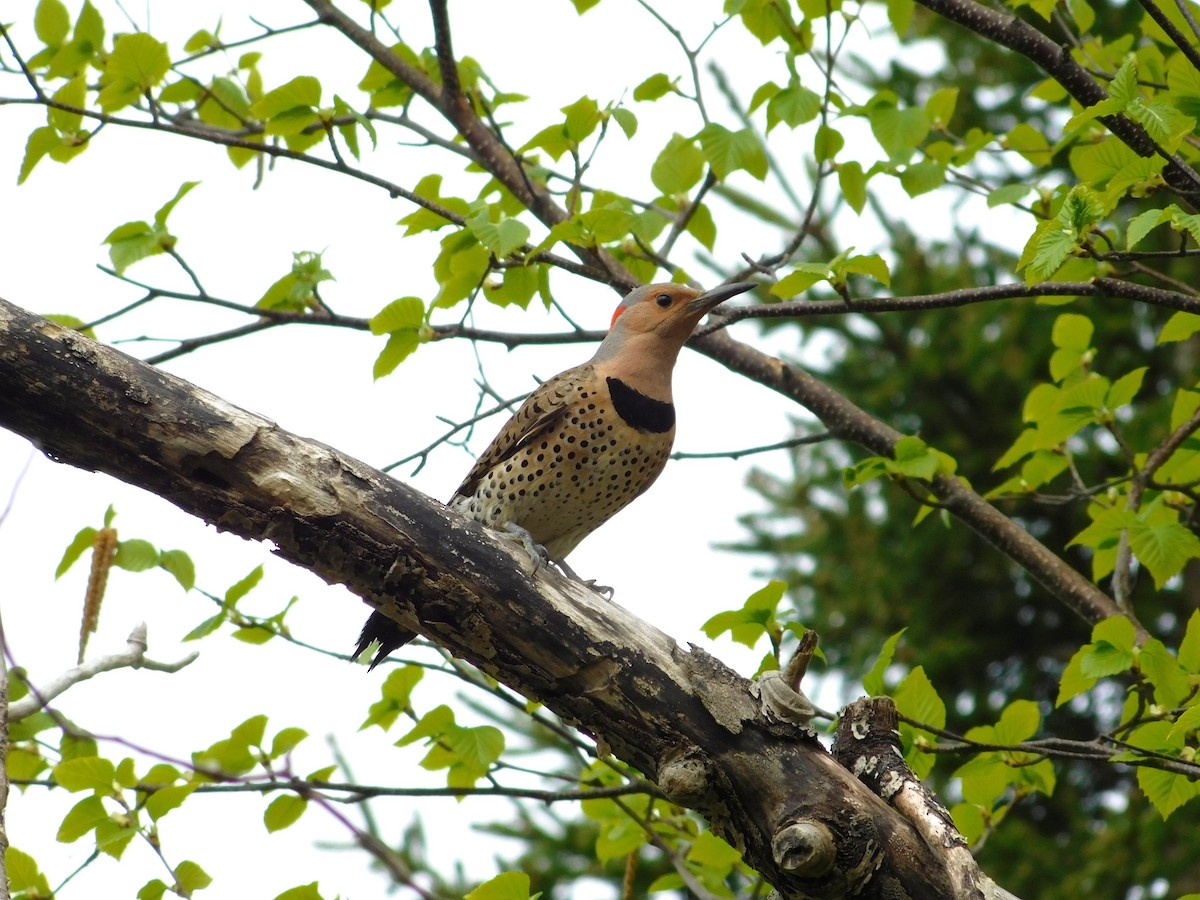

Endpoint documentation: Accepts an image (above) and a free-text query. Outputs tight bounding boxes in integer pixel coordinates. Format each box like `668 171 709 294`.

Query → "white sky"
0 2 996 897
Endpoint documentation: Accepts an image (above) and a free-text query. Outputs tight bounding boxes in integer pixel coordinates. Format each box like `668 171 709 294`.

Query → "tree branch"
911 0 1200 196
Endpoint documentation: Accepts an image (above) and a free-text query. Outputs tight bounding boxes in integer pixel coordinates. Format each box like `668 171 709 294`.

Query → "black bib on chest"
607 376 675 433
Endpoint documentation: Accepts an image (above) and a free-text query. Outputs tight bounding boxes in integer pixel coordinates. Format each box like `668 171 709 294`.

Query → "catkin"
80 527 117 663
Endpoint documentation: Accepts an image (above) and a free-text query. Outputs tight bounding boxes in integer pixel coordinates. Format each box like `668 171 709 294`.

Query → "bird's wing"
452 364 593 500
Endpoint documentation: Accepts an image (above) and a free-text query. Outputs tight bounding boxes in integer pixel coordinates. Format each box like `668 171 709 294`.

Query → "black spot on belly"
607 377 675 433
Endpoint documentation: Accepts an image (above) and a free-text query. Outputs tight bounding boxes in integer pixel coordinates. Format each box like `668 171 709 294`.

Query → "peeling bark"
0 296 992 897
833 698 1023 900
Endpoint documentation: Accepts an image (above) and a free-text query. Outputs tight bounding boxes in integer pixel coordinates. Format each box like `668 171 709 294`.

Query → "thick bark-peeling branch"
0 295 969 897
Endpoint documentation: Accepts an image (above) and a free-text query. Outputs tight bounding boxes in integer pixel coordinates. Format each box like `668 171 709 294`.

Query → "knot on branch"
657 747 713 809
771 820 835 877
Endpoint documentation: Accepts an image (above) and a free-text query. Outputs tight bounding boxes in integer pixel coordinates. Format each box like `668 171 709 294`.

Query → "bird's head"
605 281 755 344
590 281 755 392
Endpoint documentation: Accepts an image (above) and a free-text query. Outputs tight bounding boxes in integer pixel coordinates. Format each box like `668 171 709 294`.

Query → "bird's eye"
655 293 673 308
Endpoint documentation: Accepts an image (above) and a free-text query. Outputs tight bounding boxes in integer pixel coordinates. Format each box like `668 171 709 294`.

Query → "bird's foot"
502 521 551 574
553 557 614 599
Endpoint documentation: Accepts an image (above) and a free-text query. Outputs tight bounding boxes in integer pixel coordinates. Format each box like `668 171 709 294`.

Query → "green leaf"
634 73 675 102
1093 615 1137 652
465 871 535 900
925 86 959 126
99 33 171 112
987 183 1032 208
264 794 308 832
251 76 321 119
1057 645 1096 706
894 666 945 778
1159 311 1200 343
270 727 308 759
225 565 264 606
887 0 915 32
1179 609 1200 672
1051 313 1094 351
36 0 71 45
994 699 1040 744
175 860 212 893
370 297 426 335
813 124 844 163
894 666 946 729
374 331 421 379
864 629 906 695
114 538 159 572
486 263 540 309
701 580 786 648
562 96 600 142
145 784 196 821
1059 185 1105 234
838 161 867 213
611 107 637 139
1129 99 1194 151
466 207 530 257
869 104 929 161
54 756 115 793
158 549 195 590
48 75 87 134
57 526 98 578
697 124 768 180
139 879 169 900
1126 207 1169 250
362 664 425 730
1168 705 1200 741
150 182 198 233
772 262 832 297
58 795 108 842
595 815 648 861
844 254 891 287
1068 506 1137 561
650 134 706 195
1106 368 1146 409
233 714 268 747
273 883 326 900
398 175 469 235
183 612 225 642
1005 123 1051 163
1030 226 1076 280
1079 640 1134 678
6 846 52 897
686 830 742 868
1138 639 1191 707
437 724 505 788
1129 517 1200 588
900 161 945 196
397 704 456 747
19 126 61 184
767 84 821 130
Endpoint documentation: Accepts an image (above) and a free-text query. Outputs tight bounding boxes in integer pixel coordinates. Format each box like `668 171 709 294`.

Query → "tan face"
609 281 755 341
609 284 709 339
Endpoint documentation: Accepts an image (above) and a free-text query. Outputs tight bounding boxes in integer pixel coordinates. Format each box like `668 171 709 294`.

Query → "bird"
355 279 756 668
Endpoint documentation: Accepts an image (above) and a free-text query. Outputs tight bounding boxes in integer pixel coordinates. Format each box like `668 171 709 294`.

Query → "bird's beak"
686 281 756 316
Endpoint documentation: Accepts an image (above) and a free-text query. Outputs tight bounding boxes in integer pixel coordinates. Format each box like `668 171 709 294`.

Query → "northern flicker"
355 280 755 668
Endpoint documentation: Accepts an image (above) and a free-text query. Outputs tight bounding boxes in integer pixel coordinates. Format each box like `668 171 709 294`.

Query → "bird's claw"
582 579 615 600
503 522 551 574
501 523 615 597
